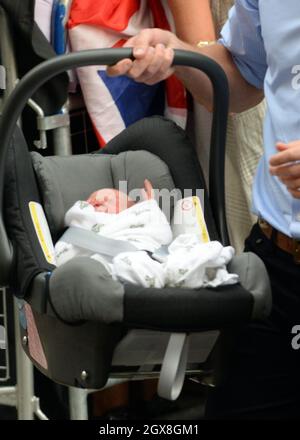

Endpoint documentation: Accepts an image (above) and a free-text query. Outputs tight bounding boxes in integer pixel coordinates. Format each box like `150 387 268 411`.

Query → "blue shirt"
220 0 300 238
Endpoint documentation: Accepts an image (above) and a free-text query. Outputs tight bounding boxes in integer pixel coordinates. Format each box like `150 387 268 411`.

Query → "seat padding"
49 256 125 324
47 252 271 328
227 251 272 319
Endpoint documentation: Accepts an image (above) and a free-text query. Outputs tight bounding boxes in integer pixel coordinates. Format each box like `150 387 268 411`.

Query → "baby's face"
87 189 135 213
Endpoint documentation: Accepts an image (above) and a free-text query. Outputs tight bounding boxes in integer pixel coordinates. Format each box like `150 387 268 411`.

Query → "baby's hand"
141 179 154 200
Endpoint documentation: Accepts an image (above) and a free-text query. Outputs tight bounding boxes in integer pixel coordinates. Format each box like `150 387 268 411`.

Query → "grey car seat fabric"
49 257 125 324
48 252 272 327
227 252 272 320
31 150 175 240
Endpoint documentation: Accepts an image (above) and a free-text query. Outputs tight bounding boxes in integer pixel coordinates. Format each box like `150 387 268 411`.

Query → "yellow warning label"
193 196 210 243
29 202 55 264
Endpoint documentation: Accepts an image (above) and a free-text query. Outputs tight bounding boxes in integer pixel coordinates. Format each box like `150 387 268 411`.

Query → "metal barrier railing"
0 287 9 382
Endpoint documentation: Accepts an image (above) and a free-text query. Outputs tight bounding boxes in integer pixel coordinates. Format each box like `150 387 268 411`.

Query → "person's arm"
107 0 265 113
167 0 216 43
107 29 263 113
176 41 263 113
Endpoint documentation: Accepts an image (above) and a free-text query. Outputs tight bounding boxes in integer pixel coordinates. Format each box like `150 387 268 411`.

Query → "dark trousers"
205 223 300 419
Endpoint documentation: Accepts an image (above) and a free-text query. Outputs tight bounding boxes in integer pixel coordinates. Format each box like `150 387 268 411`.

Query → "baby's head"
87 179 153 213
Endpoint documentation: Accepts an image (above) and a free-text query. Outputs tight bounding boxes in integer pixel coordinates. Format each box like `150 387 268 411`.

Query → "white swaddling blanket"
55 199 172 265
55 199 238 288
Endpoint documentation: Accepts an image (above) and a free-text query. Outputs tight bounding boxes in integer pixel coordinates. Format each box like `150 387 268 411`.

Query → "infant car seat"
0 49 271 401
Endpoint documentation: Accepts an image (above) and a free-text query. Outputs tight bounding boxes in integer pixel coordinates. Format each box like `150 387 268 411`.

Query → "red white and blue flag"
68 0 187 147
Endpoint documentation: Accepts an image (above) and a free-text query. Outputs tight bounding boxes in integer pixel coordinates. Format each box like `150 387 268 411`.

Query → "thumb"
106 58 133 77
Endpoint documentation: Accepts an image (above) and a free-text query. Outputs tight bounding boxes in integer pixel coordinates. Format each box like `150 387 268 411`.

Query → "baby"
86 178 153 213
55 180 238 289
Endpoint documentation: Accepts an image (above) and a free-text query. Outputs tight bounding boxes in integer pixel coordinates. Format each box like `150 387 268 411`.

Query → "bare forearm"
107 29 264 113
175 42 264 113
167 0 216 43
166 1 263 112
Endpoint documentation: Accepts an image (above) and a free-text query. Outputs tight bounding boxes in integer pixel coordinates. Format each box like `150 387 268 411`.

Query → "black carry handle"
0 48 229 285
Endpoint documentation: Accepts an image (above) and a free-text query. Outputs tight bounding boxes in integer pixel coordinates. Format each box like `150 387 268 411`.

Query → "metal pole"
68 387 89 420
13 298 35 420
53 105 72 156
0 8 18 108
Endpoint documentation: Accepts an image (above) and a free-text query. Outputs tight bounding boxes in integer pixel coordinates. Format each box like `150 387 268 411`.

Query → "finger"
280 177 300 190
288 188 300 199
130 46 174 83
123 30 154 52
106 59 133 77
275 140 300 155
270 163 300 178
139 44 167 77
123 35 139 48
138 45 175 85
282 140 300 148
143 179 154 199
276 142 289 152
124 28 173 51
269 152 289 167
126 46 158 80
132 46 174 85
140 188 147 201
270 148 300 167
